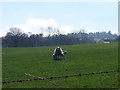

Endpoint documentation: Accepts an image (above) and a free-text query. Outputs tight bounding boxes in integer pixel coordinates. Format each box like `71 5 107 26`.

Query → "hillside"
2 43 118 88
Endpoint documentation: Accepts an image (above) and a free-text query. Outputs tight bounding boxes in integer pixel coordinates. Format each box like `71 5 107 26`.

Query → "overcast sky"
0 1 118 37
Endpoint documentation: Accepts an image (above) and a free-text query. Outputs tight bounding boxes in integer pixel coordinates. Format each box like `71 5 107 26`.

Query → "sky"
0 1 118 37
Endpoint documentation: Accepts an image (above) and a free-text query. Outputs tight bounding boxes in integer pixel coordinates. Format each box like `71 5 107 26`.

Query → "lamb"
52 46 67 60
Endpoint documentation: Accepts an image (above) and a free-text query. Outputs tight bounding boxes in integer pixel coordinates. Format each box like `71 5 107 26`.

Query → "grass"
2 43 118 88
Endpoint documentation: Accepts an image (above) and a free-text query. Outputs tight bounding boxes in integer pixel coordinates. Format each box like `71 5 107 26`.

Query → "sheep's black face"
64 51 67 54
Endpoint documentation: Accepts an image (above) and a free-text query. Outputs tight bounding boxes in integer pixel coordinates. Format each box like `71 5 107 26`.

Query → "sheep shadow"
53 57 65 61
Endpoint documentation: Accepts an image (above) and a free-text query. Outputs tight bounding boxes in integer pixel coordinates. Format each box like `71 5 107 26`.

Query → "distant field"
2 43 118 88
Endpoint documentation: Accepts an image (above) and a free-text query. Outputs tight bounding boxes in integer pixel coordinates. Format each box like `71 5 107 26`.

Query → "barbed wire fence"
24 73 61 87
1 70 119 85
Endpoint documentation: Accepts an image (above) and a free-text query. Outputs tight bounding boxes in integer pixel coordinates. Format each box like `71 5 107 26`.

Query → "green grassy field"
2 43 118 88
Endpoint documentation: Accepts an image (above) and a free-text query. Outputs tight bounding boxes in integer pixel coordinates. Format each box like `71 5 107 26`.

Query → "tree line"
1 27 119 48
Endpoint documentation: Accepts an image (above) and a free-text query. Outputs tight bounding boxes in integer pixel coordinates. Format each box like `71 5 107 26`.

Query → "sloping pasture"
2 43 118 88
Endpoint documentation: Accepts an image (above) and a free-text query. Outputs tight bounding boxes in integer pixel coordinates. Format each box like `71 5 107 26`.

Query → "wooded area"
1 27 119 47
